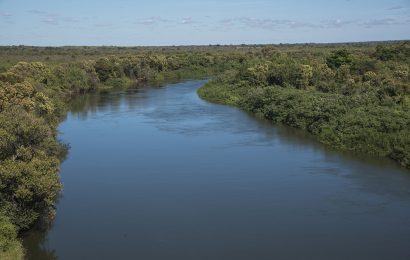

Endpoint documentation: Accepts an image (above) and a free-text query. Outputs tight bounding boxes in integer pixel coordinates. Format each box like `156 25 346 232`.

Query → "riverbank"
197 43 410 169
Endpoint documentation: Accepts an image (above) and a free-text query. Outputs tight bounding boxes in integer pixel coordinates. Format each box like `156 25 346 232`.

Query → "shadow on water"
21 218 58 260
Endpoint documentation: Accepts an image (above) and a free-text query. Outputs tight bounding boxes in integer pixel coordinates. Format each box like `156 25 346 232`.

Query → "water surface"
24 80 410 260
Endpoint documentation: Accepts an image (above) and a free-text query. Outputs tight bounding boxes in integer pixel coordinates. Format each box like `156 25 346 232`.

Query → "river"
23 80 410 260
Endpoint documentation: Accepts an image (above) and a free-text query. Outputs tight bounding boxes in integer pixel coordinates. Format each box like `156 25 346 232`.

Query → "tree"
326 49 353 69
0 62 50 85
94 57 123 82
296 65 313 89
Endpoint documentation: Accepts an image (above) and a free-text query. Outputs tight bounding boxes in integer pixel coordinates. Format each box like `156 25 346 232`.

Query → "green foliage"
375 44 410 61
94 56 124 82
0 62 50 85
296 65 313 89
103 77 130 89
49 64 97 94
335 64 353 84
0 213 24 260
326 49 353 69
0 154 61 229
0 106 63 230
0 214 18 251
244 62 271 86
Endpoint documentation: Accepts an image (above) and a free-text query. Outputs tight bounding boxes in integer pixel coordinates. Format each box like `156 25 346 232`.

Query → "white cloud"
321 19 359 28
41 17 58 25
180 17 194 24
135 16 172 26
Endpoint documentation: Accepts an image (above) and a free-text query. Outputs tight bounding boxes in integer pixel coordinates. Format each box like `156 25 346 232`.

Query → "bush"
326 49 353 69
0 214 24 260
94 57 123 82
0 62 50 85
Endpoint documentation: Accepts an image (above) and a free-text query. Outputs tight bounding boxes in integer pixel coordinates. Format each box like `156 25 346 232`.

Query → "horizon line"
1 39 409 48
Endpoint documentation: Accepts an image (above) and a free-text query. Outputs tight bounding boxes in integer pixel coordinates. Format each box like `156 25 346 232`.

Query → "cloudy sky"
0 0 409 46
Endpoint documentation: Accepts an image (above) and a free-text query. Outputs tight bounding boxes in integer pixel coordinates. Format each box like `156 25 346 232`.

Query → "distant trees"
245 62 271 85
92 53 219 84
375 44 410 61
326 49 352 69
296 65 313 89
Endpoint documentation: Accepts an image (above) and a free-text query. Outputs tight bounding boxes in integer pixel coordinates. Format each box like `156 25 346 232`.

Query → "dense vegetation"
198 42 410 168
0 42 409 258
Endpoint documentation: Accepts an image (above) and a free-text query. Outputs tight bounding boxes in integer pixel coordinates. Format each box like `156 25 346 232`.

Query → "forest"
0 41 409 258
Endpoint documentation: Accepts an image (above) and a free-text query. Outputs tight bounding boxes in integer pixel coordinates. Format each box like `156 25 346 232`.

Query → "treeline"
0 50 238 259
198 42 410 168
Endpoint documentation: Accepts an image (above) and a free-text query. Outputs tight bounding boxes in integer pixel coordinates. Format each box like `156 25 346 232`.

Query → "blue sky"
0 0 409 46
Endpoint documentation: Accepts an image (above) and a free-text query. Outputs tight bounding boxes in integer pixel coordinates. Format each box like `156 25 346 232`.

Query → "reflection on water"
24 80 410 260
23 224 57 260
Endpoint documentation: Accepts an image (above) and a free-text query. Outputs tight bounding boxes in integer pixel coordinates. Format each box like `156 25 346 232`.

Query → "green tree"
326 49 353 69
296 65 313 89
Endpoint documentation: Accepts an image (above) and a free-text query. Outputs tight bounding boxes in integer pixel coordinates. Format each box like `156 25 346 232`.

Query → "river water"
23 80 410 259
